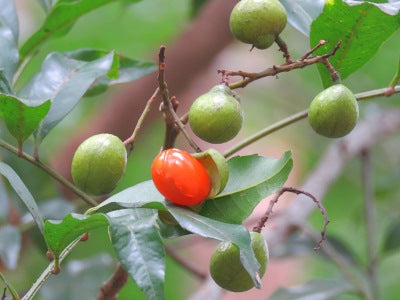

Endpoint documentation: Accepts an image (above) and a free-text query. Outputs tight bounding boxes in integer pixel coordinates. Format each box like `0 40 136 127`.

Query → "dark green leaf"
86 180 167 214
0 225 21 270
157 219 189 239
383 221 400 253
40 254 113 300
108 209 165 300
199 152 293 224
44 213 109 257
19 51 114 143
0 94 51 148
0 162 44 234
20 0 143 59
0 271 20 300
168 206 262 289
64 49 156 97
310 0 400 87
0 19 18 84
0 71 13 94
279 0 325 36
268 279 353 300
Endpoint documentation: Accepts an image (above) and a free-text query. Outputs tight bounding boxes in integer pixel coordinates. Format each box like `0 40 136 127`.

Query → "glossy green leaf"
279 0 325 36
39 254 113 300
86 180 167 214
19 51 114 144
0 225 21 270
108 209 165 300
0 94 50 148
168 206 262 289
310 0 400 87
20 0 117 59
0 271 20 300
269 279 353 300
0 162 44 234
199 152 293 224
64 49 156 97
383 221 400 254
44 213 109 257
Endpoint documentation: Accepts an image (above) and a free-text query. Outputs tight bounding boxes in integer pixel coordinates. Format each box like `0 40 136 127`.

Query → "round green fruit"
308 84 359 138
71 133 127 195
209 231 269 292
189 85 243 144
229 0 287 49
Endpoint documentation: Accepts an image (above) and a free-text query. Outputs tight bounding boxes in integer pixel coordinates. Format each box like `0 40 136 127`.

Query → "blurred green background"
1 0 399 299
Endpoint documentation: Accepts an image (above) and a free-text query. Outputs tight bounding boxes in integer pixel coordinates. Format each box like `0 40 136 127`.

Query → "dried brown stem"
97 264 128 300
300 40 327 60
158 46 201 152
275 36 292 63
124 88 160 154
1 288 6 300
224 40 342 90
253 187 329 250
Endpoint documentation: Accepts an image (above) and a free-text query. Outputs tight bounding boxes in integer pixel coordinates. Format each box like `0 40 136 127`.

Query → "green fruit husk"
71 133 127 195
209 232 269 292
229 0 287 50
308 84 359 138
189 85 243 144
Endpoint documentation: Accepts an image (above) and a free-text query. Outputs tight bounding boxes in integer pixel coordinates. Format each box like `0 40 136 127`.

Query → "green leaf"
39 254 113 300
268 279 353 300
86 180 167 214
108 209 165 300
0 71 13 94
0 271 20 300
19 51 114 144
64 49 157 97
167 206 262 289
0 178 9 222
20 0 118 59
0 162 44 234
44 213 109 257
0 94 51 149
199 152 293 224
383 221 400 254
279 0 325 36
310 0 400 87
0 225 21 270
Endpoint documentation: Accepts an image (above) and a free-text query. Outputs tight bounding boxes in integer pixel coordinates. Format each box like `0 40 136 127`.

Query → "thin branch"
223 85 400 158
222 40 342 90
124 88 160 154
1 288 6 300
321 58 340 83
300 40 327 60
165 246 207 280
360 150 379 299
253 187 329 250
0 139 97 207
275 36 292 64
97 264 128 300
300 223 373 300
157 46 202 152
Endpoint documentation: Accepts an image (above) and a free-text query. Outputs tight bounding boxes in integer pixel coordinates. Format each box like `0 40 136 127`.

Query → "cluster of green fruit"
69 0 359 293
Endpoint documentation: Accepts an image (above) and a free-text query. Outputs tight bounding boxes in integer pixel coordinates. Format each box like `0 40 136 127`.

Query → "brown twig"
157 46 202 152
1 288 6 300
165 246 207 280
97 264 128 300
321 58 340 83
124 88 160 154
300 40 327 60
253 187 329 250
222 40 342 89
275 36 292 64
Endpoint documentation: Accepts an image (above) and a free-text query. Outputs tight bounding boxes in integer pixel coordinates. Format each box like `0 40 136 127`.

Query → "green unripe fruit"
308 84 359 138
209 231 269 292
189 85 243 144
229 0 287 49
71 134 127 195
